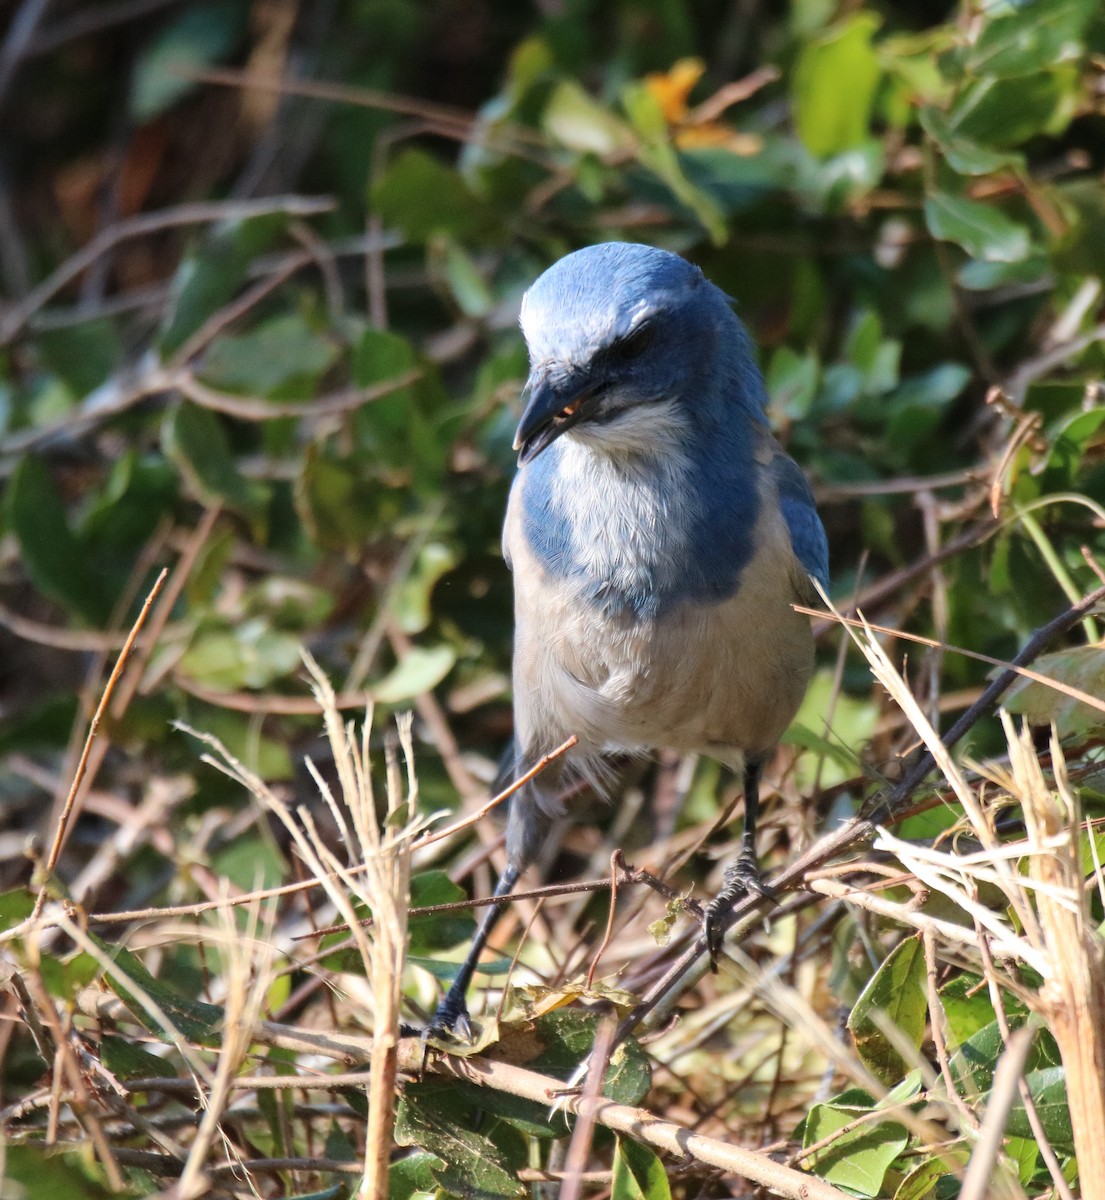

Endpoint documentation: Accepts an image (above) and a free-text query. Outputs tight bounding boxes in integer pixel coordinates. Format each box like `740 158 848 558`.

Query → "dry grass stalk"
301 652 418 1200
1008 716 1105 1198
32 567 168 919
176 900 277 1199
837 604 1105 1193
180 651 426 1197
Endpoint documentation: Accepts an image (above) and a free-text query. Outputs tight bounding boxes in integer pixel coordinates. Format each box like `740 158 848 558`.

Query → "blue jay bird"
431 242 828 1038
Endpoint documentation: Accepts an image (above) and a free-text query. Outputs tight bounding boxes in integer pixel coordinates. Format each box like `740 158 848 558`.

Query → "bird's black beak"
513 376 601 464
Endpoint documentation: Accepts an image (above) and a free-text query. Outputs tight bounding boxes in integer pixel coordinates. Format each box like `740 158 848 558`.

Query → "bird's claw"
702 853 766 968
424 994 475 1046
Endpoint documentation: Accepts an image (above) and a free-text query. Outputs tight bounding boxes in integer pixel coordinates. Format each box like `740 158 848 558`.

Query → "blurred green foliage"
2 0 1105 1195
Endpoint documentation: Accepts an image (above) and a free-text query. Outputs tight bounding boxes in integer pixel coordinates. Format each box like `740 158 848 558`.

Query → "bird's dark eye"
613 323 654 361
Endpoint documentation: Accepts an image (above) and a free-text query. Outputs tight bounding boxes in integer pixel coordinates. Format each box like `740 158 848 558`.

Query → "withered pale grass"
175 898 277 1199
185 649 428 1200
839 606 1105 1197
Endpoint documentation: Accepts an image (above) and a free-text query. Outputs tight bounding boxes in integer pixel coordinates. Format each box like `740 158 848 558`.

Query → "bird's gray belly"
511 513 814 763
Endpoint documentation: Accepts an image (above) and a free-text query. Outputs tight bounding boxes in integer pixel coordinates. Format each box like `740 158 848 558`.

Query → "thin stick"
32 568 168 919
794 604 1105 719
559 1019 615 1200
958 1026 1034 1200
0 195 335 345
75 990 856 1200
79 735 581 931
587 853 623 988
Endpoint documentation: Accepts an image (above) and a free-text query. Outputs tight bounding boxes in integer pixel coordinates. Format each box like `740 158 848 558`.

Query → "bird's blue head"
514 242 765 463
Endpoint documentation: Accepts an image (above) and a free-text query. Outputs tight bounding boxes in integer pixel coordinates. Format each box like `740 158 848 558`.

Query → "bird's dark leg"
703 755 767 964
427 863 520 1040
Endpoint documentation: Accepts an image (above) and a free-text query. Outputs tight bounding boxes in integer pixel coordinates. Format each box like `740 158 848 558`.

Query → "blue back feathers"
770 455 830 591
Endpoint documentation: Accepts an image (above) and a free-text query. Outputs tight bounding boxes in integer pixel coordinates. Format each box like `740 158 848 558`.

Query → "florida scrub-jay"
431 241 828 1037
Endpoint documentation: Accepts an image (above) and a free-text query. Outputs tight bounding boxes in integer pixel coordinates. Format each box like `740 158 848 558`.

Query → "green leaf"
1043 405 1105 483
544 81 634 155
948 1015 1059 1097
39 950 100 998
1003 645 1105 738
408 953 512 982
34 319 123 397
963 0 1096 78
6 456 112 624
803 1090 909 1197
956 255 1050 290
940 973 1000 1047
295 446 395 553
323 1120 358 1163
919 108 1023 176
788 670 877 790
82 450 178 552
408 870 477 955
212 834 287 891
372 149 495 242
0 887 36 933
767 347 820 420
612 1137 671 1200
884 363 970 444
245 576 335 630
924 193 1031 263
893 1148 969 1200
390 1151 440 1200
183 704 294 780
433 236 495 318
1007 1066 1074 1153
795 140 886 211
91 934 224 1046
392 542 459 635
2 1145 114 1200
793 13 883 157
620 83 727 244
177 621 302 691
101 1034 172 1081
199 314 340 398
878 29 955 108
373 644 457 704
130 2 245 120
847 935 927 1084
395 1081 526 1199
526 1010 651 1107
162 401 268 525
1006 1135 1040 1188
1052 178 1105 277
351 326 445 484
159 213 286 356
948 68 1080 148
846 310 900 395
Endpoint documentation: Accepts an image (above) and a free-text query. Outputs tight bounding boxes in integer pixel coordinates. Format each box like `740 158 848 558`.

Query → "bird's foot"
702 853 766 968
424 990 475 1046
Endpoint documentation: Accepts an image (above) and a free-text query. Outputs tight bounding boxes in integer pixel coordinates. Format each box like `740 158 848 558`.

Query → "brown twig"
192 67 551 163
75 990 856 1200
44 509 219 862
559 1018 616 1200
587 853 625 989
32 568 168 918
0 195 334 345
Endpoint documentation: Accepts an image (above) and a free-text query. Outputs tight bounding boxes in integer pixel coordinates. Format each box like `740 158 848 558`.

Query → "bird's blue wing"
770 453 829 593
